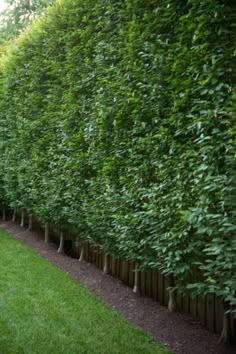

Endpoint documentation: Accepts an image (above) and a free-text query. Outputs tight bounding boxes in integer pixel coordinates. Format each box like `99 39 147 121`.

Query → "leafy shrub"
0 0 235 314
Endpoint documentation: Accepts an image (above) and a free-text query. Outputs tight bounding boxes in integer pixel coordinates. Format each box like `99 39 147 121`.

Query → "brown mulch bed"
1 221 235 354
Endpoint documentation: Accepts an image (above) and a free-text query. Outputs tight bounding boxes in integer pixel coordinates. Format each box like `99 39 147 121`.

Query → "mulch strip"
1 221 235 354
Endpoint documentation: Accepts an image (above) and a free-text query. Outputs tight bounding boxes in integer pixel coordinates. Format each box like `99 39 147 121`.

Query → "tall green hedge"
0 0 235 316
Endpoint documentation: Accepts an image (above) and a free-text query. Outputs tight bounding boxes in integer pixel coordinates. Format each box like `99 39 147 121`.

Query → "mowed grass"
0 229 170 354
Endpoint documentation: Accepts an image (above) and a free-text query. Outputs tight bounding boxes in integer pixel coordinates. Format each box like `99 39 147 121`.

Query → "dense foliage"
0 0 235 316
0 0 54 43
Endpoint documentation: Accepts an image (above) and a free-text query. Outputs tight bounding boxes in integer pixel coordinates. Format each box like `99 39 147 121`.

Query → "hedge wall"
0 0 235 319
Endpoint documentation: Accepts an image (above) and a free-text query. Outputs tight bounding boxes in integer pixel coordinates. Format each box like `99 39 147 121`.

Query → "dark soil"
1 221 235 354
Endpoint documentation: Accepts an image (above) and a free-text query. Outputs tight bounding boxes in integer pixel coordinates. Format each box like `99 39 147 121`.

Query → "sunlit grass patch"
0 229 170 354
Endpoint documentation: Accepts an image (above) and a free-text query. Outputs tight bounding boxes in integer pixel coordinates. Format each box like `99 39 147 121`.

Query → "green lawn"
0 229 170 354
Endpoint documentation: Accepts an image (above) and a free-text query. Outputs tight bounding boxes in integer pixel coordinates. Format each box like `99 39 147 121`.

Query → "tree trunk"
57 232 64 254
20 211 25 227
79 244 84 262
2 207 6 221
103 254 109 274
12 208 16 222
133 263 140 295
44 223 49 243
219 304 232 343
168 275 176 312
27 214 33 231
168 291 176 312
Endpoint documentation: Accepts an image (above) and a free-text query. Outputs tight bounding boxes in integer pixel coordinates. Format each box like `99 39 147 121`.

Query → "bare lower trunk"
20 211 25 227
44 223 49 243
219 306 231 343
168 275 176 312
57 232 64 254
133 263 140 294
27 214 33 231
103 254 109 274
79 244 84 262
12 209 16 222
2 207 6 221
168 291 176 312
